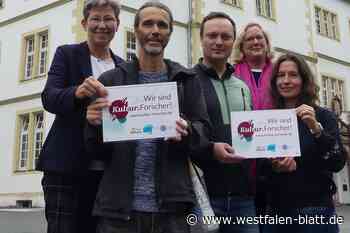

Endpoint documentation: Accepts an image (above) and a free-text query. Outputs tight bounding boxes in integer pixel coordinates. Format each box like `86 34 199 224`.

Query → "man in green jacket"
193 12 259 233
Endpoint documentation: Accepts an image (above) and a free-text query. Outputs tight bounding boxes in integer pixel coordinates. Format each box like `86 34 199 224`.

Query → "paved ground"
0 205 349 233
0 208 46 233
337 204 350 232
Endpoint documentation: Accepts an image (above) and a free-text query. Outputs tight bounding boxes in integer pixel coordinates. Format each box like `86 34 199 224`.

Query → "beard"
138 36 170 56
143 44 163 55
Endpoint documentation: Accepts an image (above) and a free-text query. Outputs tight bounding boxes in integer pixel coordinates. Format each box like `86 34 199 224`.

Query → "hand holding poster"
230 109 301 158
102 82 179 142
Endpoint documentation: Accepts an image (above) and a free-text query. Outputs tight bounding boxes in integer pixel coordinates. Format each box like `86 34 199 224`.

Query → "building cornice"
0 93 41 106
275 47 350 67
0 1 188 29
316 53 350 67
0 192 43 197
274 47 318 63
0 0 73 28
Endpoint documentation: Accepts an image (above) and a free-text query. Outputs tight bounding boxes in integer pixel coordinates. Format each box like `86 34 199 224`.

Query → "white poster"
102 82 179 142
231 109 301 158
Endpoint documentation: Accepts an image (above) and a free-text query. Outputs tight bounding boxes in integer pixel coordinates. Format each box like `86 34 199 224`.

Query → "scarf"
234 61 274 110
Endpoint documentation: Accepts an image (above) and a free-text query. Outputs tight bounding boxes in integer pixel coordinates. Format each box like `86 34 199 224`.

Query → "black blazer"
37 42 123 173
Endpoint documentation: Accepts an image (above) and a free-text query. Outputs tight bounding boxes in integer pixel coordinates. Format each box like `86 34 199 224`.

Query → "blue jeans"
210 196 260 233
263 207 339 233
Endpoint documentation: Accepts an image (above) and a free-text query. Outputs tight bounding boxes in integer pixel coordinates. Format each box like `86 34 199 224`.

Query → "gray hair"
232 22 274 63
83 0 121 20
134 1 174 34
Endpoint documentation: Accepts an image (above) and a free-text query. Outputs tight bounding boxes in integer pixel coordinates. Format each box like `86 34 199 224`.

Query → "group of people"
37 0 347 233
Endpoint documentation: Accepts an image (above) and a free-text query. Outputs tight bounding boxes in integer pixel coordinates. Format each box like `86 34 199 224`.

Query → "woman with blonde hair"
232 23 275 228
233 22 274 110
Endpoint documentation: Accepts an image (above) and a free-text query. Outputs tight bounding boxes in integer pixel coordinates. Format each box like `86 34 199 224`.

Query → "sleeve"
84 121 113 162
181 76 214 162
41 46 81 116
314 109 347 172
299 108 347 173
84 72 114 161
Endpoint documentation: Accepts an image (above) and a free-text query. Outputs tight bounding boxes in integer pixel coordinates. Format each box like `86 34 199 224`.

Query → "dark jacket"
37 42 123 173
192 62 255 197
265 107 346 208
85 59 212 219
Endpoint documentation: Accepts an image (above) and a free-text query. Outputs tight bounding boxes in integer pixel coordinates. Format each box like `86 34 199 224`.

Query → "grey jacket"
85 58 212 219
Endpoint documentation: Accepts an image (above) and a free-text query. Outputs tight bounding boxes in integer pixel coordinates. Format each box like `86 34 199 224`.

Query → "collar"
197 58 234 80
118 57 196 81
80 41 123 66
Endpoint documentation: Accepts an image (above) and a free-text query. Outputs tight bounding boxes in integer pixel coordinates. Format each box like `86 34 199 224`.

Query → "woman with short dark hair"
39 1 123 233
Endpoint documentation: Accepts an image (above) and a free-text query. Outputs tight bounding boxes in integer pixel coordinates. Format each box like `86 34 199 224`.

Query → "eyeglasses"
88 17 117 26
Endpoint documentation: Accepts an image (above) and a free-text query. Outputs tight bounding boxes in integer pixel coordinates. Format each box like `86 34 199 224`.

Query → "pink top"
234 61 274 110
235 60 275 184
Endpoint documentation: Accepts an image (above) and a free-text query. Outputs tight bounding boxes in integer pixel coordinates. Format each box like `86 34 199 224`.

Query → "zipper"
241 88 247 111
221 80 231 122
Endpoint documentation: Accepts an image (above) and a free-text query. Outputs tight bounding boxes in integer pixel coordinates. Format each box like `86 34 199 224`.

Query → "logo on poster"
109 98 129 123
237 120 254 142
143 124 153 134
130 128 142 135
256 146 266 152
267 144 276 152
160 125 167 132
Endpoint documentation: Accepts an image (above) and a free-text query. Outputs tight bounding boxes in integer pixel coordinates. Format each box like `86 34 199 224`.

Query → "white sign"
102 82 179 142
230 109 301 158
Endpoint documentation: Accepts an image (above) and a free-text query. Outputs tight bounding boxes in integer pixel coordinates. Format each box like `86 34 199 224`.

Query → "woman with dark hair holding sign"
263 53 346 233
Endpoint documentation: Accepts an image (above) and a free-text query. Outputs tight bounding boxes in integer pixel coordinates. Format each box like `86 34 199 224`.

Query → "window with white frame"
315 6 339 40
322 76 345 109
315 7 321 33
18 115 30 170
125 30 136 61
256 0 274 19
24 36 35 80
33 112 44 169
223 0 241 8
38 32 49 75
21 29 49 81
15 111 44 172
